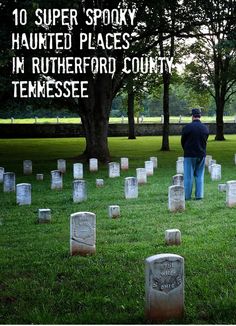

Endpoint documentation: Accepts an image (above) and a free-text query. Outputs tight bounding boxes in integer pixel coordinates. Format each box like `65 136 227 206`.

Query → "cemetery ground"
0 136 236 324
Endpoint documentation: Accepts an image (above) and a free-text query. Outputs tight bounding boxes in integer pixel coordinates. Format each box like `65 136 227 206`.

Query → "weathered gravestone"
145 253 184 322
73 163 83 179
208 159 216 173
226 180 236 207
11 117 14 124
136 168 147 185
176 160 184 175
51 170 63 190
3 172 15 192
57 159 66 173
70 212 96 256
125 177 138 199
73 180 87 203
109 162 120 178
36 174 44 181
145 161 154 176
150 157 158 169
165 229 181 246
96 179 104 187
23 160 32 175
205 155 212 167
108 205 120 218
120 157 129 170
0 167 5 183
89 158 98 172
211 164 221 181
38 208 51 223
168 185 185 212
218 183 226 192
172 174 184 187
16 183 31 205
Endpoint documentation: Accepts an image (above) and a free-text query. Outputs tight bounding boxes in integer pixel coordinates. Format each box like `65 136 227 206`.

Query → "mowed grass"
0 116 235 124
0 136 236 324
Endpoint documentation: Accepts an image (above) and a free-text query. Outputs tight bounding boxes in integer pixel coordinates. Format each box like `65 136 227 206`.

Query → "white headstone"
211 164 221 181
89 158 98 172
179 115 182 123
3 172 15 192
73 180 87 203
73 163 83 179
16 183 31 205
109 162 120 178
172 174 184 187
23 160 32 175
165 229 181 246
136 168 147 184
120 157 129 170
70 212 96 256
176 160 184 175
36 174 44 181
125 177 138 199
57 159 66 173
205 155 213 167
0 167 5 183
218 183 226 192
150 157 158 169
161 115 164 124
108 205 120 218
11 117 14 124
177 157 184 161
96 179 104 187
51 170 63 190
168 185 185 212
145 161 154 176
208 159 216 173
121 115 124 123
38 209 51 223
145 254 184 322
226 180 236 207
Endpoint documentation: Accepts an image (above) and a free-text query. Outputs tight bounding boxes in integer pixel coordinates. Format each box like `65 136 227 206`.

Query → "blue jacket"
181 120 209 157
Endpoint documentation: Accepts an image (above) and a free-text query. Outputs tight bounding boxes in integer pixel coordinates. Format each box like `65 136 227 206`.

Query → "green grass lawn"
0 116 235 124
0 136 236 324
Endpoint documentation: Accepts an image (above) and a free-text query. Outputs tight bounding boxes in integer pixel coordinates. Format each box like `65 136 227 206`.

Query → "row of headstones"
69 211 184 322
176 155 222 181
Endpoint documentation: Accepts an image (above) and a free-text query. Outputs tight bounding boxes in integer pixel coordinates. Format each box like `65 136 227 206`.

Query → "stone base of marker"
96 179 104 187
70 212 96 256
108 205 120 218
165 229 181 246
218 184 226 192
145 254 184 322
36 174 44 181
38 209 51 223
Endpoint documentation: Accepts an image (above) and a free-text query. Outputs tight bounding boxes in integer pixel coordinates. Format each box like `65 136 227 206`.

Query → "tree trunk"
78 75 113 163
215 97 225 140
161 71 170 151
127 88 136 139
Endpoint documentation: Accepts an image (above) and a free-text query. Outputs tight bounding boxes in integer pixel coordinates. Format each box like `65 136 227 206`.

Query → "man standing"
181 108 209 200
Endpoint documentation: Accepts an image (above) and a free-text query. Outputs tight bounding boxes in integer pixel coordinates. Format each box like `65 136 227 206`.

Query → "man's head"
191 108 201 120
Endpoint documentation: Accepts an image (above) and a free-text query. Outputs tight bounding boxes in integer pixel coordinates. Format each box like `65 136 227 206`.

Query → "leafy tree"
184 0 236 140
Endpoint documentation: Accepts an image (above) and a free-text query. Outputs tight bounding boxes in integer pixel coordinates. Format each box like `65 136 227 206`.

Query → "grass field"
0 116 236 124
0 136 236 324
